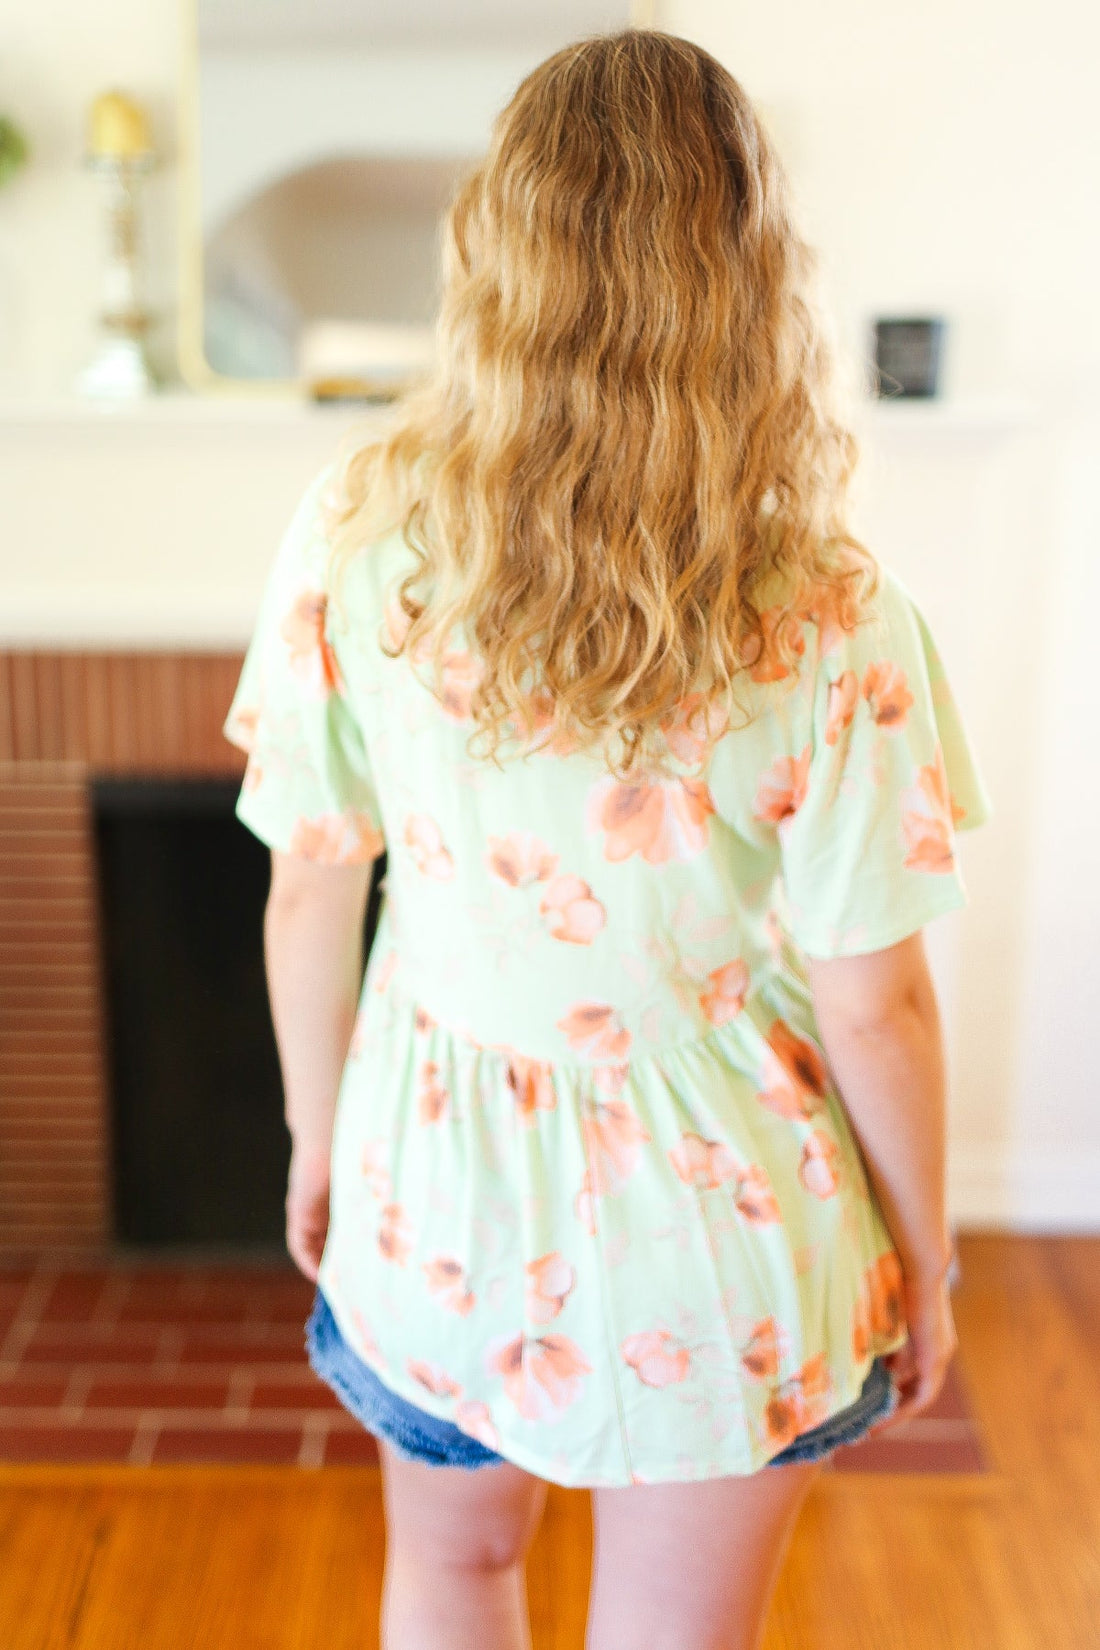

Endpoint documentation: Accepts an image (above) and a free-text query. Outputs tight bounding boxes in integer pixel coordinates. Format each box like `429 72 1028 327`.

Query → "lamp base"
75 335 156 399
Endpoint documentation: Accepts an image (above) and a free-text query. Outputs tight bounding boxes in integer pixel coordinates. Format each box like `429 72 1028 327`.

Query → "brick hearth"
0 650 247 1255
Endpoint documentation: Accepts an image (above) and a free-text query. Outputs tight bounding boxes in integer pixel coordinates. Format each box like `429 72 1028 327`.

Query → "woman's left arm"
263 849 377 1279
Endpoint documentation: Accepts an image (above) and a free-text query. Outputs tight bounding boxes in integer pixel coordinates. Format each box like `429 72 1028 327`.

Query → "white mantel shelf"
0 391 1038 650
0 390 1036 431
0 392 389 427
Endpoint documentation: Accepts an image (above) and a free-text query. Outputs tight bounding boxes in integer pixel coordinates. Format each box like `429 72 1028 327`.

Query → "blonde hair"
326 27 878 778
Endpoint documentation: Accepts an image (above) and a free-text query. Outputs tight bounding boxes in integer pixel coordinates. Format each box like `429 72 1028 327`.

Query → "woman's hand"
873 1262 958 1433
285 1138 332 1282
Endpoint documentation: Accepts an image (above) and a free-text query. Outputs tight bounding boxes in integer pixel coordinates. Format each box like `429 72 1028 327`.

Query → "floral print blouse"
222 465 991 1487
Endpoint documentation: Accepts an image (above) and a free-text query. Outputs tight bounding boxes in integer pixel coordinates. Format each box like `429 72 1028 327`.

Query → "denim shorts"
304 1284 898 1475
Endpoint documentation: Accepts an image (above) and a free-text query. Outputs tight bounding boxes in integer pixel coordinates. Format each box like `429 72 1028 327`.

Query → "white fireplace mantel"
0 393 1035 649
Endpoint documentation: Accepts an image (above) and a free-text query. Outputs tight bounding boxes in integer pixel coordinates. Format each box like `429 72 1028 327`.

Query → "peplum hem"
317 963 910 1487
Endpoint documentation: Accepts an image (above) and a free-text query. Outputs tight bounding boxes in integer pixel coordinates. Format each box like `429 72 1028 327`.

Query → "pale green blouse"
223 465 991 1487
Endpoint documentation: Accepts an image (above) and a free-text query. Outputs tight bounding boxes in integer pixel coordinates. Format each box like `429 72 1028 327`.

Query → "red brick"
38 1270 113 1322
322 1428 380 1466
19 1324 164 1363
150 1426 304 1465
175 1324 307 1365
0 1375 70 1407
250 1380 343 1412
0 1424 135 1463
83 1376 232 1410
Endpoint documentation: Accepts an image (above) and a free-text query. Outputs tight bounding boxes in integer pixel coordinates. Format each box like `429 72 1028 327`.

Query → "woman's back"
222 463 988 1485
227 465 985 1066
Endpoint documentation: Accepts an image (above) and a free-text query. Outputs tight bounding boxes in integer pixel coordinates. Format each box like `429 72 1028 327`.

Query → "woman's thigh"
377 1436 551 1572
586 1457 822 1650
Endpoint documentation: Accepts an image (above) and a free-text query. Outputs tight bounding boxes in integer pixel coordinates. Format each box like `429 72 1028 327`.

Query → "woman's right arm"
808 928 959 1422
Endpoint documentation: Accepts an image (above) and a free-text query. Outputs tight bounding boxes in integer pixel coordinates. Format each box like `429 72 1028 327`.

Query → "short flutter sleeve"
776 568 991 958
221 468 385 865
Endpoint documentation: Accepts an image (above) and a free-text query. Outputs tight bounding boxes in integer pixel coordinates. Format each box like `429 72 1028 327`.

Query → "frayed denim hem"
305 1283 896 1475
304 1285 507 1470
765 1354 898 1467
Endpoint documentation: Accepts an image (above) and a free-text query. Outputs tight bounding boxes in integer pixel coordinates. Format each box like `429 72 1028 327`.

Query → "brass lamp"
76 91 157 397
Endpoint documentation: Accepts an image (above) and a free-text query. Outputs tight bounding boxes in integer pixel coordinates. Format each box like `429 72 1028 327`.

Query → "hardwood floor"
0 1234 1094 1649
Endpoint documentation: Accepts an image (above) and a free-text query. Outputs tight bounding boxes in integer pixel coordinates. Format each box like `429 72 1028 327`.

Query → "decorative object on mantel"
299 319 436 405
871 316 946 398
75 90 157 400
0 114 28 189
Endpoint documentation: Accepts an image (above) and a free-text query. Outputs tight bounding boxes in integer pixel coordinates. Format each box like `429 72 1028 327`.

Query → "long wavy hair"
326 27 879 778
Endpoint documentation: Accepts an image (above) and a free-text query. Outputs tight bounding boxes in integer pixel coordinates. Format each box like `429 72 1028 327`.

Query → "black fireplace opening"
91 776 384 1251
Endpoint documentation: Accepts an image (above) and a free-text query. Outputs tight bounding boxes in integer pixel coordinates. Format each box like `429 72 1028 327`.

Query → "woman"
223 28 990 1650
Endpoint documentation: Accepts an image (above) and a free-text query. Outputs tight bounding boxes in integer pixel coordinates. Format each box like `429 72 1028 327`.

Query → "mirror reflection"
193 0 636 389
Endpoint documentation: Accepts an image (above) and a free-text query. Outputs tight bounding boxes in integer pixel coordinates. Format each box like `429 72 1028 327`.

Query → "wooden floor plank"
0 1235 1094 1649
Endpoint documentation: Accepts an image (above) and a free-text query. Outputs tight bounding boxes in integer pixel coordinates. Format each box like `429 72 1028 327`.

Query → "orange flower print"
485 832 558 887
349 1304 382 1361
227 704 260 754
762 1354 834 1450
699 958 750 1026
378 1203 413 1265
661 691 730 764
540 874 606 945
900 744 961 873
621 1328 692 1388
487 1331 593 1421
280 589 346 696
586 776 716 864
406 1358 463 1398
824 670 860 745
414 1005 436 1033
799 1129 842 1198
862 660 915 731
668 1132 739 1191
766 1020 829 1100
557 1002 632 1061
452 1400 501 1451
752 746 811 830
525 1252 576 1324
422 1255 476 1316
405 813 455 879
852 1250 906 1359
740 1317 790 1380
360 1139 392 1202
800 592 847 660
581 1099 652 1196
757 1021 829 1121
372 948 398 994
438 650 483 721
417 1061 450 1124
741 607 808 684
289 811 384 864
512 687 580 756
505 1054 557 1120
668 1137 779 1222
732 1163 781 1224
763 908 784 960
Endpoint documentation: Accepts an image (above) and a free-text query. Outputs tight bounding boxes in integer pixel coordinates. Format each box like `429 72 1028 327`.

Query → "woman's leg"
377 1436 550 1650
586 1458 822 1650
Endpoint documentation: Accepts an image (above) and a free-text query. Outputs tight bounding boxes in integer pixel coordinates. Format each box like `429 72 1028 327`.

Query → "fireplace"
0 647 381 1257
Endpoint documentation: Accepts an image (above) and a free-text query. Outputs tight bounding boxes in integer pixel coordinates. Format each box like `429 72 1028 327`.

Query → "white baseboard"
948 1146 1100 1231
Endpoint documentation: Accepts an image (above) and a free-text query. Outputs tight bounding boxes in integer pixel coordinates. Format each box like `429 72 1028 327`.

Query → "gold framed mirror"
178 0 656 400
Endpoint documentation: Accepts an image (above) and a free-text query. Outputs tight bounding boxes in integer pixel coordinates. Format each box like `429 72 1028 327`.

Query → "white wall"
0 0 1096 1225
662 0 1100 406
199 47 537 231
